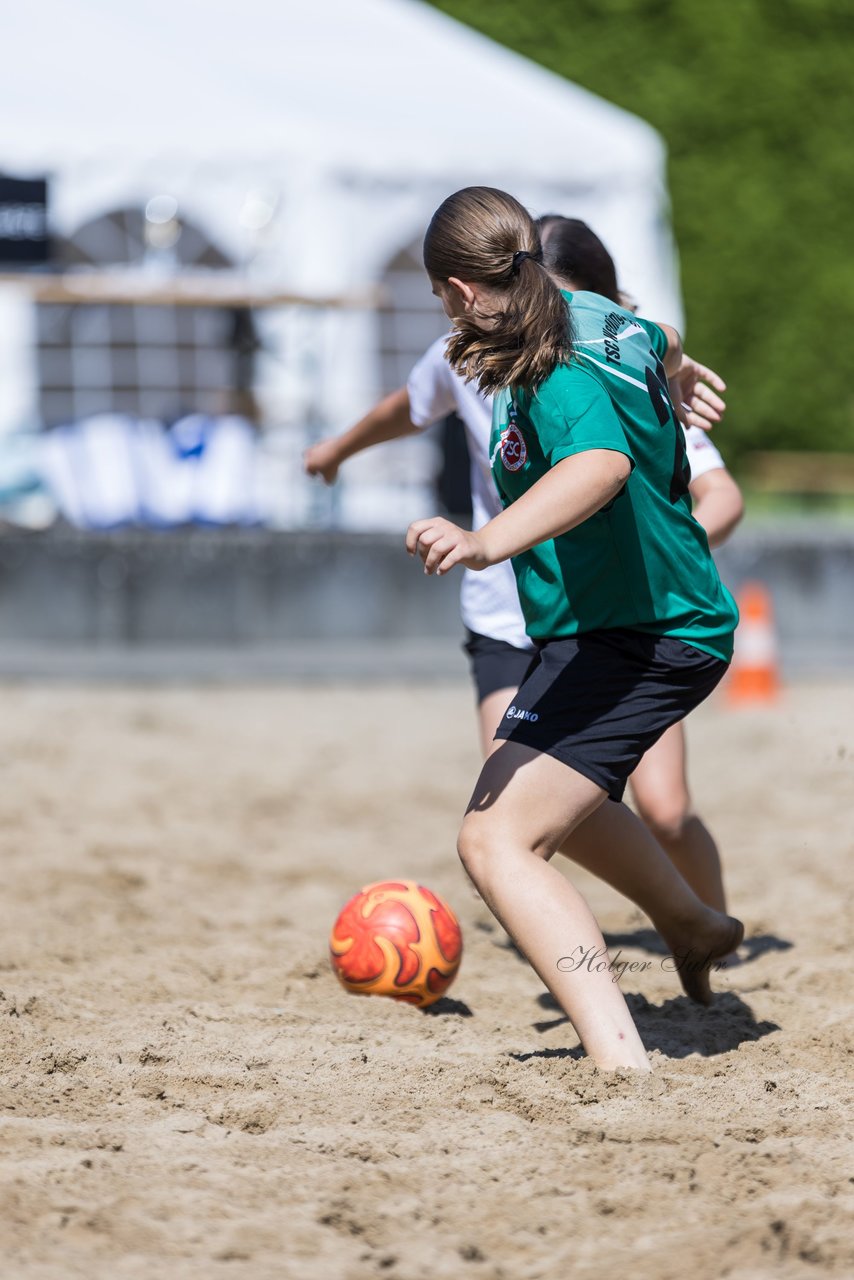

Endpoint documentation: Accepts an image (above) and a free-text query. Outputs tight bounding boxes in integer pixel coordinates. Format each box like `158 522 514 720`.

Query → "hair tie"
511 248 543 274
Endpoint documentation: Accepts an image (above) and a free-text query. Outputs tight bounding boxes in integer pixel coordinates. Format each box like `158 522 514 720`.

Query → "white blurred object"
40 415 138 528
336 481 437 533
0 0 684 530
0 288 37 439
135 417 196 525
0 0 685 324
170 413 259 524
38 414 262 528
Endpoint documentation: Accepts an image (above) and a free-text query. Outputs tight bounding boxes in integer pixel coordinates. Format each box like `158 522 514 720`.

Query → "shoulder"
633 315 669 359
569 290 629 329
407 335 459 426
568 296 669 377
570 291 661 343
520 359 609 425
409 335 453 386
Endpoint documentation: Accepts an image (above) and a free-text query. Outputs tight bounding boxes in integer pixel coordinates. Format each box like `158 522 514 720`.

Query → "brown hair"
537 215 621 304
423 187 572 394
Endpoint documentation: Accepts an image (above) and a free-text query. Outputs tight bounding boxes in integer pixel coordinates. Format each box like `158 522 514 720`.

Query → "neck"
546 271 576 292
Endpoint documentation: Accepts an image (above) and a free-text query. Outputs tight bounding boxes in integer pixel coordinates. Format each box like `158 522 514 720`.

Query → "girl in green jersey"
407 187 743 1072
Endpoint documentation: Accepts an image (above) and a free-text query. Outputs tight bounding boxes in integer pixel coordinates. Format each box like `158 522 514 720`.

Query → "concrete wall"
714 523 854 676
0 523 850 678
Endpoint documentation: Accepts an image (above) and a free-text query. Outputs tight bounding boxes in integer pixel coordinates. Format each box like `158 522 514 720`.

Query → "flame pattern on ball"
329 880 463 1007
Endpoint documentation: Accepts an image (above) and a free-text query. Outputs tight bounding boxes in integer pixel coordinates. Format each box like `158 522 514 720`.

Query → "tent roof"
4 0 663 185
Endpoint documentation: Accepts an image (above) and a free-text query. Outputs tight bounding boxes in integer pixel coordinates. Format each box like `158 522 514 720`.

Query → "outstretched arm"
407 449 631 576
304 387 418 484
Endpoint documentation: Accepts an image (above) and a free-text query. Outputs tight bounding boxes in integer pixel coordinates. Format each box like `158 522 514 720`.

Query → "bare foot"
657 911 744 1005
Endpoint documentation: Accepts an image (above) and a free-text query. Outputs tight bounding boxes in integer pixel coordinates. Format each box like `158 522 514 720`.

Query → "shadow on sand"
421 996 474 1018
495 927 792 972
601 927 793 966
510 1043 586 1063
528 989 779 1059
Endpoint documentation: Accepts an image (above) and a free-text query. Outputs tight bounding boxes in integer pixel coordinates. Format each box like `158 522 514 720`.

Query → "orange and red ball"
329 880 463 1007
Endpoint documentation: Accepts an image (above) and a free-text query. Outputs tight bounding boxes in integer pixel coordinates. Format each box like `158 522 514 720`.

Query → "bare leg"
460 743 653 1071
473 695 739 1017
463 688 522 903
629 724 727 912
558 801 742 998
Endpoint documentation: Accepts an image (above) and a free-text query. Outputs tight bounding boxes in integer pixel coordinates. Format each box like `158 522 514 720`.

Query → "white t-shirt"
407 336 725 652
408 336 533 650
683 424 725 478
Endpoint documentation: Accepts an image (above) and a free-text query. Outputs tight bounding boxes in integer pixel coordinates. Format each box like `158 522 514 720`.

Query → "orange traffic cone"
727 581 781 704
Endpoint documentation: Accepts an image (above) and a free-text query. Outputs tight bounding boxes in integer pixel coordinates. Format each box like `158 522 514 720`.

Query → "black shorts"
463 630 536 703
493 628 728 802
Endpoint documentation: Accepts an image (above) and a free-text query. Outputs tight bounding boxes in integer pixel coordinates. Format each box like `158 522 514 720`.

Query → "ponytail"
423 187 572 394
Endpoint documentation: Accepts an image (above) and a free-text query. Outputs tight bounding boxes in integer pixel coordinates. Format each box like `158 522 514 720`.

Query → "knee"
639 798 693 844
457 816 495 886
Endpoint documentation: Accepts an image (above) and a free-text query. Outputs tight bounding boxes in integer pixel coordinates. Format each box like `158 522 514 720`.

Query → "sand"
0 678 852 1279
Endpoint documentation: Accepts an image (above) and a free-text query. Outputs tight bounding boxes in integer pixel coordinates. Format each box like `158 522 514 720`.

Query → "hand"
669 356 726 432
406 516 490 576
303 439 342 484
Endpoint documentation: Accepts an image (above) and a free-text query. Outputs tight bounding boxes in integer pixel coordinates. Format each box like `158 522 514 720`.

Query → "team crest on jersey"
500 424 527 471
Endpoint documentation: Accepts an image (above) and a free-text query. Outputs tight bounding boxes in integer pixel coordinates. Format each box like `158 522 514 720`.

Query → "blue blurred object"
38 414 261 529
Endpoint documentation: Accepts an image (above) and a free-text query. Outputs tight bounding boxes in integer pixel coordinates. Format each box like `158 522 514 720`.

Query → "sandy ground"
0 677 852 1280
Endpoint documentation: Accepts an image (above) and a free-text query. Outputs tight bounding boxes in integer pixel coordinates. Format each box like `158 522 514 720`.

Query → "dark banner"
0 177 49 264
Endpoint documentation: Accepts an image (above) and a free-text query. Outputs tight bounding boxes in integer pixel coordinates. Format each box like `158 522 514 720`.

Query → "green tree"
428 0 854 468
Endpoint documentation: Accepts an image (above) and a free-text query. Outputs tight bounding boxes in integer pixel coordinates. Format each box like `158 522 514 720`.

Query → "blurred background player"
305 215 743 917
539 216 743 916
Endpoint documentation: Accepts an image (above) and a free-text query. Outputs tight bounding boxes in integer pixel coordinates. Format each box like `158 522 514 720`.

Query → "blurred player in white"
305 216 742 916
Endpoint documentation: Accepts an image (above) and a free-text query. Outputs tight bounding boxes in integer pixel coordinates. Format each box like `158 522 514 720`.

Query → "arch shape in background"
377 235 447 398
36 206 259 425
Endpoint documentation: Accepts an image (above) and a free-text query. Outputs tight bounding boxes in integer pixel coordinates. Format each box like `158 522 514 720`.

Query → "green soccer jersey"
490 290 738 662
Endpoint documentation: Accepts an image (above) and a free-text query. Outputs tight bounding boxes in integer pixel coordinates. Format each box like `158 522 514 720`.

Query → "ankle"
658 900 720 941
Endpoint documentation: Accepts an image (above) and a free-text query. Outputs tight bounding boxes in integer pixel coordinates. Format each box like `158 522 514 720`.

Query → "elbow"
727 497 745 538
691 471 745 548
721 492 746 544
711 479 746 546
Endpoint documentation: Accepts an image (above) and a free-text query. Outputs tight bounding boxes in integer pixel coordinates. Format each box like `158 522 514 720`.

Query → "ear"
447 277 478 313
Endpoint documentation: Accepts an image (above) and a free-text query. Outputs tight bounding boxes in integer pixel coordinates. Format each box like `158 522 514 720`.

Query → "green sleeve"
635 316 669 362
526 367 635 469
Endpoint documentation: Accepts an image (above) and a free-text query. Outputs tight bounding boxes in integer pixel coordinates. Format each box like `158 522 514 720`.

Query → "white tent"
1 0 683 526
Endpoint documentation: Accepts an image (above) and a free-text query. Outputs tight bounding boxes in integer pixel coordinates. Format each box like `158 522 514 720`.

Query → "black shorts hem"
489 628 728 804
492 725 626 801
463 629 536 704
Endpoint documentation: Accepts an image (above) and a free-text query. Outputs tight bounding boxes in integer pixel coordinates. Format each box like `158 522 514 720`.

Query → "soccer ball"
329 880 463 1007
